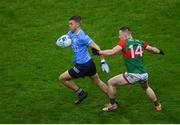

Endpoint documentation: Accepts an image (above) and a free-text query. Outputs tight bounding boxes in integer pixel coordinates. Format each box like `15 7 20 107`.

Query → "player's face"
119 30 127 40
69 20 80 32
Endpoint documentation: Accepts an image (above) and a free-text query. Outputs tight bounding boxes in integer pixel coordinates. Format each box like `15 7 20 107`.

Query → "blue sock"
75 88 84 96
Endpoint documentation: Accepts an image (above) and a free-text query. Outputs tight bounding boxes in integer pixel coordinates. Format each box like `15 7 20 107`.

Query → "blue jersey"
67 29 93 64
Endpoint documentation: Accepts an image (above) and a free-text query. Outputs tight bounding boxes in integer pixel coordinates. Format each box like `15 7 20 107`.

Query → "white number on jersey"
129 44 143 58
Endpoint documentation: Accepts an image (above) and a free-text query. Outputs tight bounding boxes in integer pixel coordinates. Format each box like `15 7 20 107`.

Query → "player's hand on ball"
159 49 164 55
91 48 100 55
101 59 110 73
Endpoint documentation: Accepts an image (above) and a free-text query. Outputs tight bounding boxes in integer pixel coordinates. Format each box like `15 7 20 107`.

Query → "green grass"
0 0 180 123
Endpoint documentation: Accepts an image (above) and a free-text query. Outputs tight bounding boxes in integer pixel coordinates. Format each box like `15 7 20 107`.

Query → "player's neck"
74 27 81 34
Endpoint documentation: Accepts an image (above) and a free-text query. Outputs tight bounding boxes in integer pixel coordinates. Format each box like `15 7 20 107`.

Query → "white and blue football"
56 35 72 48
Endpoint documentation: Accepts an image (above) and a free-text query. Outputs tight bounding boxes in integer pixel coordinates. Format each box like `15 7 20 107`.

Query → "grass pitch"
0 0 179 123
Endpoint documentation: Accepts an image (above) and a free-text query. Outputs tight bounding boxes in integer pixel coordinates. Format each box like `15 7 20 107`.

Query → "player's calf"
90 74 108 95
141 83 161 111
59 72 88 104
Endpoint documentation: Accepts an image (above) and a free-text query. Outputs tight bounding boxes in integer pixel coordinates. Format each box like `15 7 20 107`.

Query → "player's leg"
107 74 129 97
107 74 129 103
141 82 161 111
87 59 108 95
90 73 108 95
103 74 129 111
59 70 88 104
59 70 78 91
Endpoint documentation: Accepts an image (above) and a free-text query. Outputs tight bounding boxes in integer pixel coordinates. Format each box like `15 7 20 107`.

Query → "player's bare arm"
89 41 101 50
145 45 164 55
99 45 122 56
92 45 122 56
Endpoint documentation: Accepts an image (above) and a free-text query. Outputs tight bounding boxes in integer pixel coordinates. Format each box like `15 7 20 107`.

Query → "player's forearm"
89 42 101 50
89 42 105 59
99 50 115 56
146 45 164 55
149 47 160 54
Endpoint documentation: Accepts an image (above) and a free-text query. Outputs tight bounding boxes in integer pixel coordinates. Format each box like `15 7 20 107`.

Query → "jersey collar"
73 28 82 35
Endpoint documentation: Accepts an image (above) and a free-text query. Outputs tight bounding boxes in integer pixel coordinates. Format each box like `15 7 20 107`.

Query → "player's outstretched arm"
98 45 122 56
145 45 164 55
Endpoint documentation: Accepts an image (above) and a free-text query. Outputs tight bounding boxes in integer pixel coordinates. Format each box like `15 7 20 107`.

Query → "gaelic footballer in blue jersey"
58 15 110 104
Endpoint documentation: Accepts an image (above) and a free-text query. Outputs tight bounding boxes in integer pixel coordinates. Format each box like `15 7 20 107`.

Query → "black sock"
75 88 84 96
153 100 159 106
109 97 116 104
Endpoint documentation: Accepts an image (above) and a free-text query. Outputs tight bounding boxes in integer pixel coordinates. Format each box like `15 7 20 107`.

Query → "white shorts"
123 72 148 84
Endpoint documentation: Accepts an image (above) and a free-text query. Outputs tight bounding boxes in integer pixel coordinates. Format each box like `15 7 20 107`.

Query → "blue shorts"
68 59 97 78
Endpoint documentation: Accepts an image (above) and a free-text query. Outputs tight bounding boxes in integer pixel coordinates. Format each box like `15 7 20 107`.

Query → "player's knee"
142 84 149 90
59 74 65 82
107 79 114 86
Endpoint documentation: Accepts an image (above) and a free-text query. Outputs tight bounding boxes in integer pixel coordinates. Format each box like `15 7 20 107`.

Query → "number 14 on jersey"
129 44 143 58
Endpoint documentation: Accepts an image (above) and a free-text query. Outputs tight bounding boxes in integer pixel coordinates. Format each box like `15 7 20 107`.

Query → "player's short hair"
69 15 82 24
119 26 131 34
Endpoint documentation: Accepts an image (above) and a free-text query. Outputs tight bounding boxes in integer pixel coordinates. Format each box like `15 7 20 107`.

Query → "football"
56 35 72 48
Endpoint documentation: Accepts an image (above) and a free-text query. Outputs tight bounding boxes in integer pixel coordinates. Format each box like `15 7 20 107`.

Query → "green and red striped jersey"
118 38 148 74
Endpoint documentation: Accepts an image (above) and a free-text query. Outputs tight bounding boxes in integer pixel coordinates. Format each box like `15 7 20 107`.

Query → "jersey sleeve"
143 41 148 49
117 40 126 49
83 35 93 46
